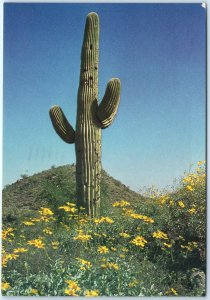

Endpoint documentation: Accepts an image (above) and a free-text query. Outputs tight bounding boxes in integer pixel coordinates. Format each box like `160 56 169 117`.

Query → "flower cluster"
59 202 77 213
130 236 148 248
65 280 81 296
1 282 10 291
13 248 28 253
129 212 154 223
101 261 119 270
112 200 130 207
152 230 168 240
38 207 55 222
94 216 114 224
27 239 45 249
84 289 99 297
98 246 109 254
73 230 92 242
76 258 92 270
2 253 19 268
2 228 15 240
178 201 185 208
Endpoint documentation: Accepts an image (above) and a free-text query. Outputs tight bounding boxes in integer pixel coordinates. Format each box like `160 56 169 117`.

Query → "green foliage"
2 162 206 296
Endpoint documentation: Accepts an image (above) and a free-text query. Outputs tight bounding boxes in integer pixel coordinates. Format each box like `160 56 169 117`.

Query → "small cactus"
49 12 121 217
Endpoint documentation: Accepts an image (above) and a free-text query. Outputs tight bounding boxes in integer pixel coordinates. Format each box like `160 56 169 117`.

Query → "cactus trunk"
49 12 121 217
75 14 101 216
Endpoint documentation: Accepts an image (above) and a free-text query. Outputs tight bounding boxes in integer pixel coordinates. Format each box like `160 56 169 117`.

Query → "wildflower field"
2 162 206 296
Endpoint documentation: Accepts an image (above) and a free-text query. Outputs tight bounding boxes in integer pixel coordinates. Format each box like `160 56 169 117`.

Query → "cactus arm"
49 105 75 144
96 78 121 129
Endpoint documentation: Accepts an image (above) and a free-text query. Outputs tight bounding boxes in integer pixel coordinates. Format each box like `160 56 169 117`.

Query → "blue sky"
3 3 206 191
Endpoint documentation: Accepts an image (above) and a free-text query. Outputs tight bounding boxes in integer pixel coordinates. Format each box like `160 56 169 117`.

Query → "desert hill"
2 164 144 223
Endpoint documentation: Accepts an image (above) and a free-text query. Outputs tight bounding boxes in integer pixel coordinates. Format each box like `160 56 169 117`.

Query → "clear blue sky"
3 3 206 191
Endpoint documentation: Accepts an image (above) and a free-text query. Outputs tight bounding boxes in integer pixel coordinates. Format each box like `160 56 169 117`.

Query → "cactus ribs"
49 12 121 217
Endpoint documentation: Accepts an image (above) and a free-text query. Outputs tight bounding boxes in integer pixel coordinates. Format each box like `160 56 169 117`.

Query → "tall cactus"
49 12 121 217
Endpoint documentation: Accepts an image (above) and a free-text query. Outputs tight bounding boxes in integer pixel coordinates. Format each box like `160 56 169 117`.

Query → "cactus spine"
49 12 121 217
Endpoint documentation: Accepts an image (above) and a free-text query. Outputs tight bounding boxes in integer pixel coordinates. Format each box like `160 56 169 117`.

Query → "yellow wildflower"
27 239 45 249
13 248 28 253
197 160 204 166
108 262 119 270
30 289 39 295
98 246 109 254
186 185 194 191
1 282 10 291
59 205 77 213
119 232 130 238
123 208 135 215
2 254 20 268
131 236 147 248
76 258 92 268
5 253 19 261
170 288 178 295
103 217 114 223
65 280 80 292
94 216 113 224
112 200 130 207
2 257 7 268
73 232 92 242
39 207 54 216
65 289 79 296
22 221 35 226
40 215 55 223
188 207 196 214
129 213 154 223
84 289 99 297
152 230 168 240
163 242 172 248
2 228 15 240
178 201 185 208
183 176 193 184
101 262 119 270
159 195 169 205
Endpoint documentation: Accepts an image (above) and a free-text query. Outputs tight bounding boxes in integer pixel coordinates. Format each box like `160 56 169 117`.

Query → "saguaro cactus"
49 12 121 217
